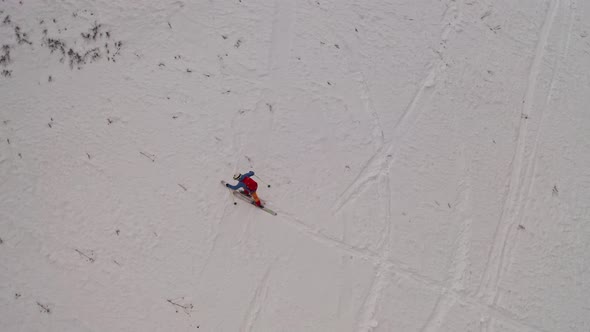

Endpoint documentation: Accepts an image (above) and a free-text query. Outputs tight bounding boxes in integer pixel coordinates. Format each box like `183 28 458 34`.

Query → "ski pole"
222 180 238 205
254 175 271 188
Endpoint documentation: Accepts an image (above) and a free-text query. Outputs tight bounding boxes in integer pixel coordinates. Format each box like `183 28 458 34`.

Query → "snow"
1 0 589 331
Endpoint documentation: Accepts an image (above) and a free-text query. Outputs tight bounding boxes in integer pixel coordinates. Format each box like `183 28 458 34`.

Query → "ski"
233 192 277 216
221 180 277 216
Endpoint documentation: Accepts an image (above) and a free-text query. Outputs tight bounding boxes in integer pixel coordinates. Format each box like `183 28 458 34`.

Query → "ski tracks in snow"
331 65 439 215
266 199 545 331
421 176 472 332
476 0 574 307
341 25 386 152
219 0 572 330
240 258 276 332
356 263 394 332
350 1 465 330
331 0 462 215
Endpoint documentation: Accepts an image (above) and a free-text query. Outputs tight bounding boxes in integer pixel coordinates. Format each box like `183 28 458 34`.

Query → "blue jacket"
227 171 254 190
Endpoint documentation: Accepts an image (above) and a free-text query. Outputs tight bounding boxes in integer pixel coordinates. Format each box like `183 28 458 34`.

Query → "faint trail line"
349 3 464 330
356 264 393 332
332 0 462 214
341 27 385 151
476 0 561 303
421 179 472 331
420 219 472 332
331 65 439 214
522 0 575 199
196 201 235 282
420 98 474 331
277 214 450 301
454 294 548 332
196 232 221 282
418 284 550 332
375 173 392 252
358 71 385 149
515 0 576 220
277 212 443 288
278 211 380 262
382 259 441 290
489 0 575 308
420 289 456 332
240 260 274 332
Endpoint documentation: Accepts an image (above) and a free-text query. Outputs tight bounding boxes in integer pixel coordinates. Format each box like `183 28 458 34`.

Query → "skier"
226 171 263 207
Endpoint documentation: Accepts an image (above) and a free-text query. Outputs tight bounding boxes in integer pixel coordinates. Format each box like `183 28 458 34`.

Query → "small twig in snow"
74 249 95 262
140 151 156 162
36 302 51 314
167 298 194 315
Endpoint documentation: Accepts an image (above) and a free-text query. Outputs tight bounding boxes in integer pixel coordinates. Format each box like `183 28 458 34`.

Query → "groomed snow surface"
1 0 589 331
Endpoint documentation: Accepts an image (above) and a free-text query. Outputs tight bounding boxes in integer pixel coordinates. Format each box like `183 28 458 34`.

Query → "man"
226 171 263 207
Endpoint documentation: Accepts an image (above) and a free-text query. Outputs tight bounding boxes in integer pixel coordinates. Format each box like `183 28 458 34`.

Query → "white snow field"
1 0 589 331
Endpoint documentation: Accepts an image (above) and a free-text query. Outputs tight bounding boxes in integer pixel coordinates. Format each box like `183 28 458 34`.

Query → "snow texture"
1 0 589 331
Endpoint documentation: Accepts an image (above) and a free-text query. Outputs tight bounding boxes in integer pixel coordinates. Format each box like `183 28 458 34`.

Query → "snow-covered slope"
1 0 589 331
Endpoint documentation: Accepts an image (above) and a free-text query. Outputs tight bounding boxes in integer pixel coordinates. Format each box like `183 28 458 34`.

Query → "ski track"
3 0 586 331
196 232 221 283
319 0 559 327
480 316 490 332
276 191 546 331
419 216 472 332
353 172 396 332
420 217 471 332
423 283 549 332
490 0 576 307
355 264 393 332
277 210 443 286
458 295 548 332
278 211 379 262
489 0 576 307
331 66 434 214
420 289 457 332
196 196 236 283
420 159 472 332
346 2 464 330
375 173 392 253
518 0 576 229
240 259 274 332
331 0 461 215
476 0 563 304
341 25 385 151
